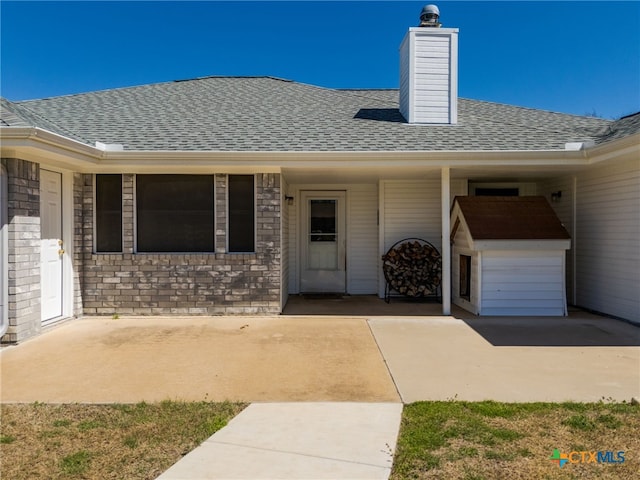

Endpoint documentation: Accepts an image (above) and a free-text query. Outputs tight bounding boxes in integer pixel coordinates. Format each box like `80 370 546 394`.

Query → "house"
450 196 572 316
1 8 639 343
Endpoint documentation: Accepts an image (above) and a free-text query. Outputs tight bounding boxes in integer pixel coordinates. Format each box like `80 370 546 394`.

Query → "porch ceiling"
281 163 588 185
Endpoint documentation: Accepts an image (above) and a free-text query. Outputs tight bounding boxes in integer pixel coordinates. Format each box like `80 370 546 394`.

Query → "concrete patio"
2 302 638 480
1 302 638 404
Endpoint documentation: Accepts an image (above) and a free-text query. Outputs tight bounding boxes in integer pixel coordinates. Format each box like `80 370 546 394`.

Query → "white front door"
300 191 346 293
40 169 63 323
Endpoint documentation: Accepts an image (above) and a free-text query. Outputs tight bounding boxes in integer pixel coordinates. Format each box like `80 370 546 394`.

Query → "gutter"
2 125 636 172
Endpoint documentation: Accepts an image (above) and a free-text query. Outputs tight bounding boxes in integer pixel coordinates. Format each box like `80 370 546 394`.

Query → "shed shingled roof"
454 196 571 240
0 76 618 152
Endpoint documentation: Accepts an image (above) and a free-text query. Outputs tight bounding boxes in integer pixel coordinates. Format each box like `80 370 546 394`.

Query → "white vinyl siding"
399 36 410 122
413 34 452 124
539 176 575 303
574 158 640 321
280 179 290 310
347 185 378 294
382 179 442 252
481 251 567 316
287 189 298 295
399 28 458 124
380 179 441 297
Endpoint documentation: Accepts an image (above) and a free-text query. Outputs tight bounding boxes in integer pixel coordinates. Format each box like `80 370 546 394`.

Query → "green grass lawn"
1 400 638 479
391 400 640 480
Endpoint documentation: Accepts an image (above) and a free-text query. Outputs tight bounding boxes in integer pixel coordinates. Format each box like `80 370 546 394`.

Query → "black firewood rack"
382 237 442 303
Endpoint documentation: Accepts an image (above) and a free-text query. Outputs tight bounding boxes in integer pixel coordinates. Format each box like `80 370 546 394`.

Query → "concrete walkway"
156 403 403 480
2 307 639 479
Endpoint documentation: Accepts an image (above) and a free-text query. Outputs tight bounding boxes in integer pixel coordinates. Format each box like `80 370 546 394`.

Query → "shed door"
40 170 64 323
300 191 346 293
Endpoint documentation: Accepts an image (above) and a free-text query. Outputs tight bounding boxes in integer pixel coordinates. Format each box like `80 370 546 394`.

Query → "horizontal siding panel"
483 281 563 293
415 113 449 123
481 307 566 316
415 53 450 60
483 272 563 284
575 157 640 321
415 77 450 86
483 298 565 308
383 180 442 252
483 290 564 301
483 255 563 267
348 185 378 294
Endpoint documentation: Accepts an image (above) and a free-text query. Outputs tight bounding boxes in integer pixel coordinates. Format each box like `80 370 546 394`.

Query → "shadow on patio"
283 295 640 347
282 294 445 316
460 310 640 347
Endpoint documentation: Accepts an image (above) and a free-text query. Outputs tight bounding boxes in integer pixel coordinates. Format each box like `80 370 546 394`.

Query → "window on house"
460 255 471 301
228 175 255 252
475 188 519 196
95 174 123 252
136 175 214 252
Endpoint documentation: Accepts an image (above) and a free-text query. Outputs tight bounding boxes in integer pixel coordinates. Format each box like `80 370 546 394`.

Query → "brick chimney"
399 5 458 124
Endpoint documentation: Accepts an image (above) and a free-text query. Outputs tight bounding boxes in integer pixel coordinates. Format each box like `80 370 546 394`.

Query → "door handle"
58 249 65 256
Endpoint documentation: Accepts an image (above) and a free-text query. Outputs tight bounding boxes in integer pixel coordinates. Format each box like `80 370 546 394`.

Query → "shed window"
228 175 255 253
460 255 471 301
475 188 519 196
136 175 214 252
95 174 123 252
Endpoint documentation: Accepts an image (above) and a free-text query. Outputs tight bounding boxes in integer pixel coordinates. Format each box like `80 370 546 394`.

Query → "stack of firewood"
382 240 441 297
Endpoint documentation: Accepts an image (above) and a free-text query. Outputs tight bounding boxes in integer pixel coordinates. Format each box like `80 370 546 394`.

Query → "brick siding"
1 159 41 343
79 173 281 315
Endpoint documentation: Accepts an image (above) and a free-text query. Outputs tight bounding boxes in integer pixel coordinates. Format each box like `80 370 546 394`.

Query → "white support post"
441 167 451 315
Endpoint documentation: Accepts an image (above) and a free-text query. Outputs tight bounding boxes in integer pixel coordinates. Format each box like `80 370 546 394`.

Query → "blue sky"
1 1 639 119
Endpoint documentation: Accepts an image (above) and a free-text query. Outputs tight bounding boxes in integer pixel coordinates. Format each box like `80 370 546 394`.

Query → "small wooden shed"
450 196 571 316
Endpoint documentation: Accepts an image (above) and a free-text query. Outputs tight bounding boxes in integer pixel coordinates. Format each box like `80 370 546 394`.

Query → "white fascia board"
0 127 103 170
473 239 571 251
583 132 640 164
2 126 592 172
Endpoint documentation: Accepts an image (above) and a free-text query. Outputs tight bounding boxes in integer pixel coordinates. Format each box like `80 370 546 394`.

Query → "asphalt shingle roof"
593 111 640 144
455 196 571 240
0 76 622 152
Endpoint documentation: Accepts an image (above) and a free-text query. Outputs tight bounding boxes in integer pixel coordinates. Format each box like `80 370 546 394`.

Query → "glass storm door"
300 191 346 293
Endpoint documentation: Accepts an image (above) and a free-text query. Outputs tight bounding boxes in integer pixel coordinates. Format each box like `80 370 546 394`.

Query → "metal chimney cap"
420 4 441 27
421 4 440 17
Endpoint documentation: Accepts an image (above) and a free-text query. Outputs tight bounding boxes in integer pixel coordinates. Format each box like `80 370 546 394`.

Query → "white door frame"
299 190 347 293
40 168 74 324
0 164 8 337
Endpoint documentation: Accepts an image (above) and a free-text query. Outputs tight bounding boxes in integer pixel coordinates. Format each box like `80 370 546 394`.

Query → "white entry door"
300 191 346 293
40 170 63 323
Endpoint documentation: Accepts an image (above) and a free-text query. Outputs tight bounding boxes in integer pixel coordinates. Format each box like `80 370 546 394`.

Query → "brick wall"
72 173 85 317
1 159 41 343
80 173 281 315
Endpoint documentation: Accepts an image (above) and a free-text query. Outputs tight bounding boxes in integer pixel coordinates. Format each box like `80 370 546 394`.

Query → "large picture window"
136 175 214 252
228 175 255 252
95 174 123 252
